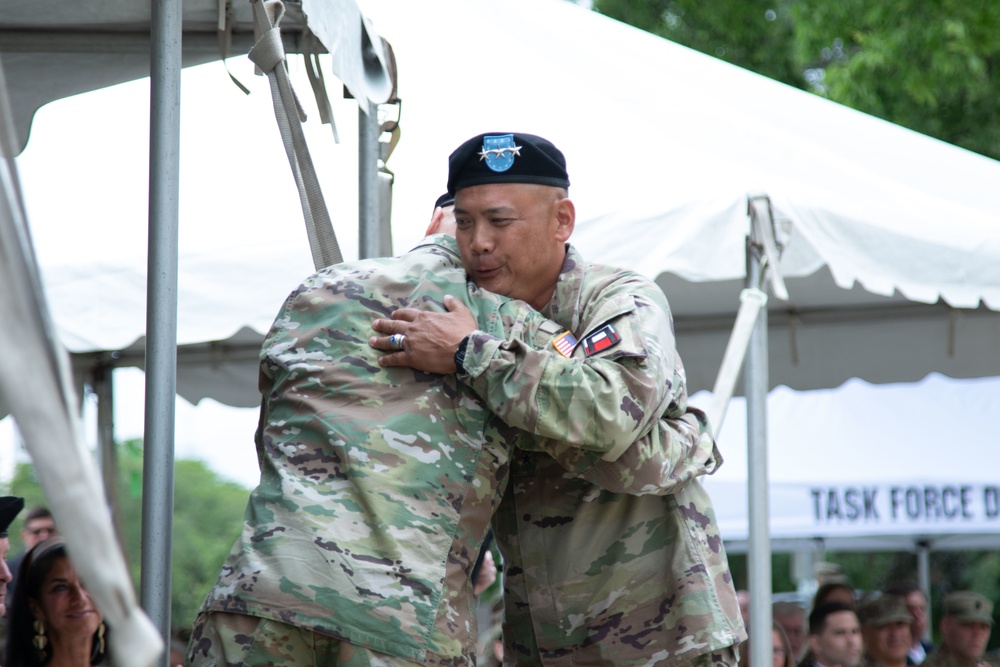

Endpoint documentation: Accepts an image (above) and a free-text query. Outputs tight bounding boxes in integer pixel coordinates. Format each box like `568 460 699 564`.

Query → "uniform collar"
413 233 462 260
541 243 584 331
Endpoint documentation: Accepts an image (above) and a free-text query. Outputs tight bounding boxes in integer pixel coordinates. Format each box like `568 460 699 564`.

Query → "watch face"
454 335 471 369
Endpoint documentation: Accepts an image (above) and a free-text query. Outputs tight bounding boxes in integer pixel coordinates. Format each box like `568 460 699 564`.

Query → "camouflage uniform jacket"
923 646 996 667
462 245 746 666
201 236 575 664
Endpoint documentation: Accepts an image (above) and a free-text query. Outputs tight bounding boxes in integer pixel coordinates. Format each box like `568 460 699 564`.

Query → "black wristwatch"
454 334 471 372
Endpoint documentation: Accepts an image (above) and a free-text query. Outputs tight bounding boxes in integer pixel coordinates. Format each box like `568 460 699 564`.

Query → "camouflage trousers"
688 645 741 667
186 612 426 667
500 643 741 667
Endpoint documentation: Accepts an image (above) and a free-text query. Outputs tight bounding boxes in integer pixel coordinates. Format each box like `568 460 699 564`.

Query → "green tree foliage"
7 438 249 635
789 1 1000 160
596 0 806 88
593 0 1000 160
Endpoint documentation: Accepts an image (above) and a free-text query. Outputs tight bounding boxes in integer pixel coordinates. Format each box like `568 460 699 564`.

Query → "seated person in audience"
923 592 993 667
775 601 807 662
5 536 108 667
885 581 935 665
802 602 863 667
859 595 913 667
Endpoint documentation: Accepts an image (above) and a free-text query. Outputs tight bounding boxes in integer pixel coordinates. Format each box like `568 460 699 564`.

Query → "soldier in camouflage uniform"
372 132 746 666
923 592 995 667
859 595 914 667
190 193 715 667
187 232 566 666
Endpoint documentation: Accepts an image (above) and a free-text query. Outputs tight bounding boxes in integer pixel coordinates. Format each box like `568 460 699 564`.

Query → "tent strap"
703 195 789 434
216 0 251 95
704 287 767 435
249 0 343 270
302 28 340 143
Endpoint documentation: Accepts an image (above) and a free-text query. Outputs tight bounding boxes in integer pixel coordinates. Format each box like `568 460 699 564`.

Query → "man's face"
22 516 57 549
941 617 991 664
776 611 806 659
454 183 574 310
905 591 928 642
864 621 912 665
811 610 863 667
0 536 10 616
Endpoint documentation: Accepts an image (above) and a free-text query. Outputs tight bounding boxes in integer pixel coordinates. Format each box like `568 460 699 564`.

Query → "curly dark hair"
4 536 109 666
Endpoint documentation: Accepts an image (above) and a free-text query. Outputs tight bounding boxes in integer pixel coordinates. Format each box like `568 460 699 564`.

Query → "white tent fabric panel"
352 0 1000 307
0 0 393 154
8 0 994 411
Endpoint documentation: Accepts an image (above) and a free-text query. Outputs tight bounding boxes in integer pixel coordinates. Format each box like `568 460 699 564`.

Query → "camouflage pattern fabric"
459 251 675 463
461 245 746 666
199 237 571 664
187 611 426 666
923 645 999 667
687 645 742 667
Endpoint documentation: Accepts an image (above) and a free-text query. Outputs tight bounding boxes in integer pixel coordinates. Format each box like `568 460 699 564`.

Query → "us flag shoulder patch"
551 331 578 358
583 324 621 357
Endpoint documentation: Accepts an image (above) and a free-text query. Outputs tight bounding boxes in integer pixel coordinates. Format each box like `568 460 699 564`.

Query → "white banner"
707 479 1000 547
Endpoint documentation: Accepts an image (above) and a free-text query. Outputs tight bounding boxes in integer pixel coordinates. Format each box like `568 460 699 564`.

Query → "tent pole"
745 233 772 667
917 541 932 641
358 100 381 259
141 0 181 659
95 364 127 561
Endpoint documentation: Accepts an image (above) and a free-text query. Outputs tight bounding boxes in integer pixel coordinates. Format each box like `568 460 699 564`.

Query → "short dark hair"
809 602 857 635
813 581 856 609
23 506 52 524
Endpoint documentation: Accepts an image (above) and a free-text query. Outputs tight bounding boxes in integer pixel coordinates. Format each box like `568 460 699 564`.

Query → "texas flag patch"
583 324 622 357
551 330 578 358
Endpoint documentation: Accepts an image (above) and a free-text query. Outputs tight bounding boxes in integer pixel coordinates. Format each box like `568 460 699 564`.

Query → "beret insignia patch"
479 134 521 173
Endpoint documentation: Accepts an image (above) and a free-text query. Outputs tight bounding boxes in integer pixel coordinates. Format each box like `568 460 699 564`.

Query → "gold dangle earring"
90 620 108 663
33 619 49 661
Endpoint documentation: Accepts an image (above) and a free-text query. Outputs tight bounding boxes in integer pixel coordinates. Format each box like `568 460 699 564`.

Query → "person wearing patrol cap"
923 592 994 667
0 496 25 618
884 580 935 665
860 594 915 667
371 132 744 666
433 192 454 211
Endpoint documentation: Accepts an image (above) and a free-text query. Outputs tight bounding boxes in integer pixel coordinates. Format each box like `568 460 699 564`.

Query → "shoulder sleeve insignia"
551 330 578 358
583 324 621 357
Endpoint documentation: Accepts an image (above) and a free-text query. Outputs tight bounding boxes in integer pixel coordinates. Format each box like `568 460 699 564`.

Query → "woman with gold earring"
5 537 108 666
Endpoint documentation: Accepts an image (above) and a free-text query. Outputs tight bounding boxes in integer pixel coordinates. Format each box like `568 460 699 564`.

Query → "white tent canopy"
6 0 999 557
5 0 1000 661
9 0 995 413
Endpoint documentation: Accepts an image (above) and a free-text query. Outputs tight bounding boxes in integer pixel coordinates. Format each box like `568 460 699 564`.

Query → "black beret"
434 192 455 209
0 497 24 538
447 132 570 194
